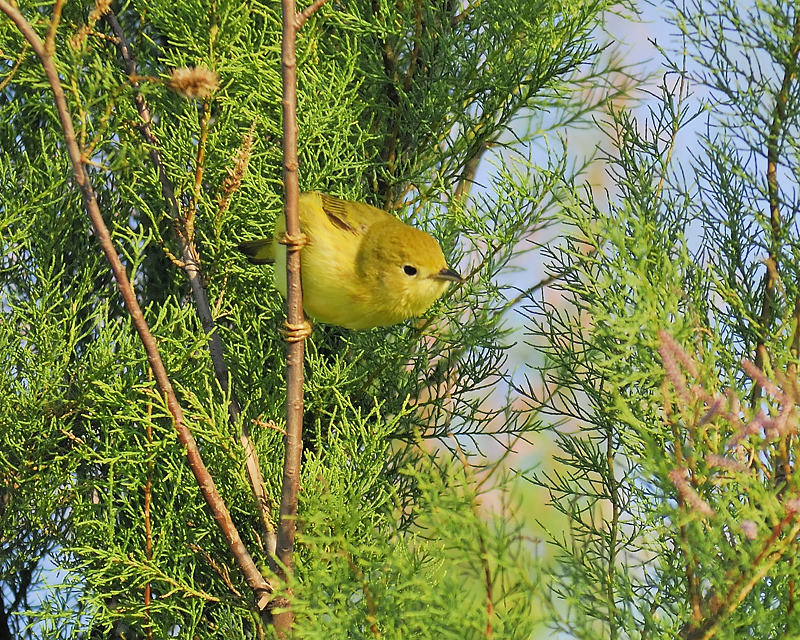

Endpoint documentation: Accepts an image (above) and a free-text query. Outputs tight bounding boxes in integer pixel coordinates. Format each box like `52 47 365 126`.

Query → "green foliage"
519 1 800 638
292 452 540 640
0 0 620 638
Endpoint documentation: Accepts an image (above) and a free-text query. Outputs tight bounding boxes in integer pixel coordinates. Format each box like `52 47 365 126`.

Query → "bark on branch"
272 0 329 632
103 12 276 553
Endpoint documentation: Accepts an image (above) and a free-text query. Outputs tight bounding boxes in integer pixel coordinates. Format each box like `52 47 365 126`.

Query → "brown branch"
503 272 560 310
606 425 619 640
144 369 154 640
44 0 65 55
448 435 496 638
789 292 800 389
663 396 703 623
402 0 422 94
752 13 800 404
273 0 307 632
684 517 800 640
371 0 402 206
294 0 330 29
188 543 244 599
103 12 276 554
783 293 800 489
752 14 800 495
188 99 212 240
478 530 494 640
452 140 490 204
0 41 29 93
345 553 381 638
451 0 481 27
789 556 796 619
0 0 273 607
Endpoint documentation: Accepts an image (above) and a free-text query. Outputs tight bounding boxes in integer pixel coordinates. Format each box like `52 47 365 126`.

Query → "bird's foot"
281 318 313 343
277 231 309 252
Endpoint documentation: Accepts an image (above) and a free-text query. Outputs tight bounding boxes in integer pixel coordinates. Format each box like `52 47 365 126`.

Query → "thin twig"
751 12 800 404
371 0 402 207
752 13 800 495
344 553 381 638
402 0 422 94
188 99 211 239
654 55 687 201
188 543 244 599
684 517 800 640
451 0 481 27
0 0 273 608
664 393 703 623
295 0 330 29
103 12 276 553
448 435 495 638
453 140 490 204
0 41 29 93
44 0 65 55
606 421 619 640
273 0 307 632
504 272 560 310
479 529 494 640
144 367 154 640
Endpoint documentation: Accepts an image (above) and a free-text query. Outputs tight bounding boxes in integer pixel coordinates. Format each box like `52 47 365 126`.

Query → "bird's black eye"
403 265 418 276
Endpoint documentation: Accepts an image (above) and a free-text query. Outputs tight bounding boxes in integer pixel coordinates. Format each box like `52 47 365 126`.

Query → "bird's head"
356 221 462 322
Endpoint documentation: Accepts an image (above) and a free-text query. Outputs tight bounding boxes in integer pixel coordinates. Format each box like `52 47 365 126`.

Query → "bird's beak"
432 267 463 283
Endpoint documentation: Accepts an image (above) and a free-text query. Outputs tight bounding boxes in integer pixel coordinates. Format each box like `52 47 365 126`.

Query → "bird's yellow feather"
237 192 461 330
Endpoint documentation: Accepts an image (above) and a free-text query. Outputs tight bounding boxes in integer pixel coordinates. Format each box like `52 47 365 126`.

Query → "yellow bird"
237 192 462 330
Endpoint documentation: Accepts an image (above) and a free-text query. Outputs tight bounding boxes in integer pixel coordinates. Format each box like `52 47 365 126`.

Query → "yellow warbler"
237 192 461 330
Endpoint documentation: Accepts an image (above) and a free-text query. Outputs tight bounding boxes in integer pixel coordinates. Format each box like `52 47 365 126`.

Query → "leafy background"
5 0 800 639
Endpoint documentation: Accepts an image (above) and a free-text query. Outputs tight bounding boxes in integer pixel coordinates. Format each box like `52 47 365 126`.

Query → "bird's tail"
236 237 275 264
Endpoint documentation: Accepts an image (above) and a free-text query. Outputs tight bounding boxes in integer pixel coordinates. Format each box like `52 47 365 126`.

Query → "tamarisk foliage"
521 1 800 638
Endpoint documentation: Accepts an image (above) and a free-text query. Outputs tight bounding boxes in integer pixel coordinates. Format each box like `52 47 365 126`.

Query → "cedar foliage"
0 0 621 638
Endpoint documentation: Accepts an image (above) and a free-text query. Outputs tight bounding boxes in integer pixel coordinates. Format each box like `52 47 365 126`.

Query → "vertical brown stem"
478 531 494 640
144 371 154 640
752 14 800 403
788 556 795 618
44 0 65 55
754 14 800 500
188 99 211 239
370 0 401 206
664 380 702 623
273 0 305 633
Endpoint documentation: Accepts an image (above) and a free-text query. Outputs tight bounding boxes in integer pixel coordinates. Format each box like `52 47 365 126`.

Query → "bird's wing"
236 194 394 265
319 193 393 236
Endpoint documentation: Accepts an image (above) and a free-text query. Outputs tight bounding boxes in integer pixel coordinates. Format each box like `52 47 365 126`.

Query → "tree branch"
503 272 560 310
144 374 154 640
371 0 402 207
43 0 65 55
272 0 311 632
103 11 276 554
0 0 273 608
295 0 330 30
453 140 490 204
188 99 212 240
752 12 800 404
